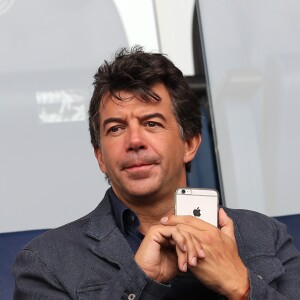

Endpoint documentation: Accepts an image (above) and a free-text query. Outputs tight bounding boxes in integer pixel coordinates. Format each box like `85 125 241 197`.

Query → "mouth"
121 157 160 170
121 158 160 178
122 164 157 180
124 163 156 171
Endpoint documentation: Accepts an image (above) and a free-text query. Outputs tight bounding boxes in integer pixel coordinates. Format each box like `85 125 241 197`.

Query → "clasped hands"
134 208 250 300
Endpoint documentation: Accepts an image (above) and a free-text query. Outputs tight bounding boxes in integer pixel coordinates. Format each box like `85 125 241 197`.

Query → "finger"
153 226 187 253
218 208 235 239
192 235 206 259
161 215 212 230
173 225 206 264
161 219 207 259
183 232 198 267
175 244 188 272
154 226 200 270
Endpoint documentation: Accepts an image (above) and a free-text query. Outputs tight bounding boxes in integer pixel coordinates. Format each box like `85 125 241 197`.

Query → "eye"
107 125 123 135
146 121 160 128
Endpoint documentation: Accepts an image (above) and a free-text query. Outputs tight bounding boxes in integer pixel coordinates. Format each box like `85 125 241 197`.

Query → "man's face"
95 83 200 204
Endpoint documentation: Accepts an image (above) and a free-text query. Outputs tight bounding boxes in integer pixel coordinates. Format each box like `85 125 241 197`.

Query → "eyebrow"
102 113 167 128
102 117 125 128
138 113 167 123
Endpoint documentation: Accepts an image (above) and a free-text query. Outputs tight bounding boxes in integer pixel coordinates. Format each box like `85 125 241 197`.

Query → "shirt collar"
108 187 140 235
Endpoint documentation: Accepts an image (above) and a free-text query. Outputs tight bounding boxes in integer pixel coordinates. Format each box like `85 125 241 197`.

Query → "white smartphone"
175 188 219 227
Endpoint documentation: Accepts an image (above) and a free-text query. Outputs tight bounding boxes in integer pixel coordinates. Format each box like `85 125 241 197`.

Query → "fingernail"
160 216 168 223
182 263 187 272
191 256 197 266
198 249 205 258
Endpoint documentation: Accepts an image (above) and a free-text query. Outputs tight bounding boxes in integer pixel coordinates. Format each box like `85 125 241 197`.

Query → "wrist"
225 268 250 300
239 285 250 300
226 281 250 300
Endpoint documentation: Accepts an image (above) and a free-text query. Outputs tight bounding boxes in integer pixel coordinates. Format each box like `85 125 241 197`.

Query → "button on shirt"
108 188 222 300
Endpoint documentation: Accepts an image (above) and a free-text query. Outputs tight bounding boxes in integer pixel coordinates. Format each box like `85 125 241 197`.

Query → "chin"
125 182 160 200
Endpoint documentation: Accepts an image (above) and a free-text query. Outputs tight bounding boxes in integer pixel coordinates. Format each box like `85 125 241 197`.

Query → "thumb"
218 208 235 240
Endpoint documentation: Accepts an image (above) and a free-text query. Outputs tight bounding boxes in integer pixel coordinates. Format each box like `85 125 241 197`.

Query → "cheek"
169 138 185 155
100 147 120 171
96 151 107 174
159 143 185 170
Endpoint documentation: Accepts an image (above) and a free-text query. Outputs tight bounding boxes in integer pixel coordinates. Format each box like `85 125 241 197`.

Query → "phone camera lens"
182 189 185 194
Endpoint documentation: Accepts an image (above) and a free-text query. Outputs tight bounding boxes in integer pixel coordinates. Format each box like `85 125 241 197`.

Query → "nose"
125 125 146 152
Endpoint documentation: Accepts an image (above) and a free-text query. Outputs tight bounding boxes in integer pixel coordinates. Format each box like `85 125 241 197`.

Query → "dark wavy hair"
89 46 202 172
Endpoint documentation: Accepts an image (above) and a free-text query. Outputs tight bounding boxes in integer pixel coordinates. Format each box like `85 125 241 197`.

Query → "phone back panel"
175 188 218 226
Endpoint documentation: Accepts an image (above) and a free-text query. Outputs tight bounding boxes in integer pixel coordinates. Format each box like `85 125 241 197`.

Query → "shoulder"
13 193 122 292
23 191 112 254
14 196 113 284
25 213 91 252
12 213 94 291
17 211 94 279
18 194 111 266
224 207 280 233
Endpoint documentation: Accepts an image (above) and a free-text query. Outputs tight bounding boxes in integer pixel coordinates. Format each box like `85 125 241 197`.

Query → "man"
14 47 300 299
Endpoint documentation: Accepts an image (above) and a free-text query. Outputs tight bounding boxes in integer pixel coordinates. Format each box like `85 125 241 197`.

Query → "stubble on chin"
115 177 163 204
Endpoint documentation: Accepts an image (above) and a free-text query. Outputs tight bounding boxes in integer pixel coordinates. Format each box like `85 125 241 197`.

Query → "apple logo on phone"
193 207 201 217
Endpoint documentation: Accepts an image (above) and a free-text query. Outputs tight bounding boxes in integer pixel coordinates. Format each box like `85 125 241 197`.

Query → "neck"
115 190 177 235
133 198 175 235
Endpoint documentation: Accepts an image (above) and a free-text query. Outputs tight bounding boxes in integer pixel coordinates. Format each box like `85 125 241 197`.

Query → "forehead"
99 83 174 117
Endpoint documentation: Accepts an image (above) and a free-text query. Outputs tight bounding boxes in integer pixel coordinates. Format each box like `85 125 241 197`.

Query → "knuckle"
184 231 192 240
202 228 222 245
203 233 215 245
183 215 194 224
148 224 161 234
150 224 159 231
173 225 181 232
203 235 212 245
175 224 184 231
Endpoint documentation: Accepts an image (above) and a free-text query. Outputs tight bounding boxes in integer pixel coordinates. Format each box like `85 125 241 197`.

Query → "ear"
94 147 107 174
183 134 201 164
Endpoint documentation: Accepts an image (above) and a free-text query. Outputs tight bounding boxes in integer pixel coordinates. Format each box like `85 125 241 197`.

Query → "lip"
122 163 158 178
124 163 156 172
